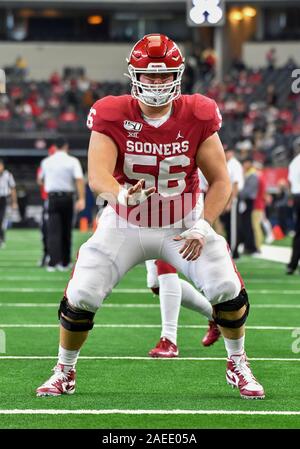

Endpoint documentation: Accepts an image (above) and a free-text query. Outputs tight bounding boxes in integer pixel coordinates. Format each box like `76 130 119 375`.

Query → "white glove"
118 187 149 206
179 218 213 240
117 179 155 206
173 218 213 261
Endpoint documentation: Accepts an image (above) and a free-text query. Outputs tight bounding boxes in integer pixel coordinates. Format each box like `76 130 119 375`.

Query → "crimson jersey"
87 94 222 226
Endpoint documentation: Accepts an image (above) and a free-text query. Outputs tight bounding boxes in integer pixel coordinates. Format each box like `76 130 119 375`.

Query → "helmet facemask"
127 63 185 107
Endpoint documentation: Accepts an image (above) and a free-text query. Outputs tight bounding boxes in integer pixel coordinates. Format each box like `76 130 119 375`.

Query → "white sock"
224 336 245 358
180 279 213 320
145 259 159 289
58 345 80 369
158 273 181 345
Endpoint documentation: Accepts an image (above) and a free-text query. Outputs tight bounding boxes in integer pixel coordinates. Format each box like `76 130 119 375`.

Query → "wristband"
117 188 128 206
180 218 212 240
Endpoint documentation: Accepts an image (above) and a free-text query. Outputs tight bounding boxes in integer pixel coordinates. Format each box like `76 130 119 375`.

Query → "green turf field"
0 229 299 429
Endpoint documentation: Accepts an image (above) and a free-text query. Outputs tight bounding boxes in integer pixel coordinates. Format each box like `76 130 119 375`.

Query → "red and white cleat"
36 363 76 397
202 320 221 347
226 353 265 399
148 337 179 358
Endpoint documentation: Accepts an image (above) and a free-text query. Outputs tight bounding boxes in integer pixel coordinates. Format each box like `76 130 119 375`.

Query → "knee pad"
58 296 95 332
213 289 250 329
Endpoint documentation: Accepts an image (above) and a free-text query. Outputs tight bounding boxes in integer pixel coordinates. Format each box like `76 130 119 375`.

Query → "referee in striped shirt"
0 159 18 248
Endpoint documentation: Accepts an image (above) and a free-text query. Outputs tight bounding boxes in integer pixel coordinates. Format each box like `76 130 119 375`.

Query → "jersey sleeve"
86 101 106 134
86 96 122 138
193 95 222 144
200 101 222 143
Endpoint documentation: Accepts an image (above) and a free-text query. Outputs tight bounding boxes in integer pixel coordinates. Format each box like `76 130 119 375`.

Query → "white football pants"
66 206 242 312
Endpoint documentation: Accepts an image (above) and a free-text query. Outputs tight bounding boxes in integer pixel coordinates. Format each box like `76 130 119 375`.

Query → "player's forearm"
203 179 232 225
89 169 121 201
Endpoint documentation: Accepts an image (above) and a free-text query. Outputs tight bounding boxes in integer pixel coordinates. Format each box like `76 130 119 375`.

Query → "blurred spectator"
0 102 11 121
286 146 300 274
60 105 78 123
0 159 18 248
183 57 197 94
266 84 278 107
50 71 61 86
251 161 273 252
77 178 96 228
237 158 259 256
266 48 277 70
285 57 297 71
220 146 244 258
272 179 292 235
201 48 216 79
231 57 246 73
37 144 56 267
77 75 90 92
82 89 95 108
14 55 28 79
17 184 28 224
39 137 85 271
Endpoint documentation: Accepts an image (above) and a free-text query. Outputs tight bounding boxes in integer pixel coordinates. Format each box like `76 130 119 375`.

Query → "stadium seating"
0 64 298 168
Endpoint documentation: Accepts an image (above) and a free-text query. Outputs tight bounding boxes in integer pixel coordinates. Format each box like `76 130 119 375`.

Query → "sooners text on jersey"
87 94 222 227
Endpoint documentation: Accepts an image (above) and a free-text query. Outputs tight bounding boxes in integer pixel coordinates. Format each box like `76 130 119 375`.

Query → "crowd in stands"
0 52 299 236
205 61 300 168
1 53 299 169
0 71 128 135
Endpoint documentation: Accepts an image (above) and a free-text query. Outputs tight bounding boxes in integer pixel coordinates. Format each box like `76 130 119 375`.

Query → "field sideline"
0 229 299 429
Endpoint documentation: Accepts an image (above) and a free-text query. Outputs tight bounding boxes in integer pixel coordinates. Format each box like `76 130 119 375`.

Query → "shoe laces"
232 354 258 384
43 365 70 387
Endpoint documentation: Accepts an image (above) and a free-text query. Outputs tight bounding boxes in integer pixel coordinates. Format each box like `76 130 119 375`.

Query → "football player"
145 259 220 357
36 34 264 399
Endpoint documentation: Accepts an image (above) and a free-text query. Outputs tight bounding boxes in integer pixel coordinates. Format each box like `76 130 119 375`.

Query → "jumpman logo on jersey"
176 131 184 140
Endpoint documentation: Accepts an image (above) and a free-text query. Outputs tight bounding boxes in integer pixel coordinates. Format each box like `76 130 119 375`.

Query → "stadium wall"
243 42 300 67
0 42 135 81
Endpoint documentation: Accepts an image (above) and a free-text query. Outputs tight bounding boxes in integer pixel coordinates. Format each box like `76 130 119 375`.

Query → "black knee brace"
58 296 95 332
213 289 250 329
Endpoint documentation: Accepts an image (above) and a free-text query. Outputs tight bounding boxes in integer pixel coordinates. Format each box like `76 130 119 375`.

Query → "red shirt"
88 94 221 226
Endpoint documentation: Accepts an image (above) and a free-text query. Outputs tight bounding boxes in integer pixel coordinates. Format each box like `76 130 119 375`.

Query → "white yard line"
0 277 68 281
0 409 299 416
0 323 298 330
0 264 38 267
0 356 299 362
